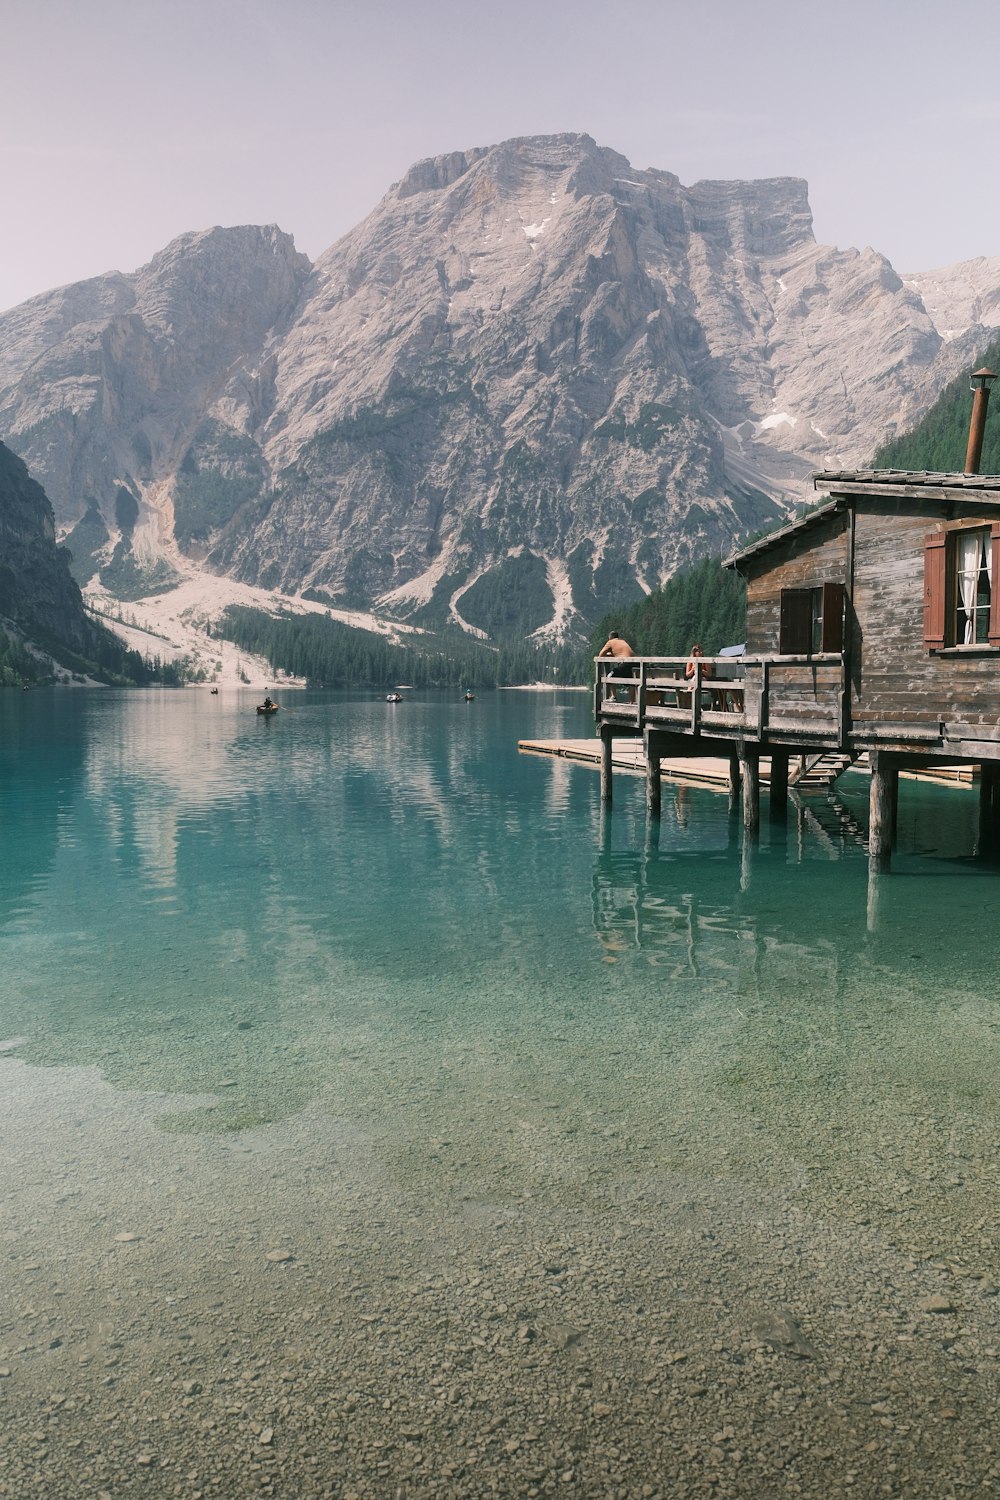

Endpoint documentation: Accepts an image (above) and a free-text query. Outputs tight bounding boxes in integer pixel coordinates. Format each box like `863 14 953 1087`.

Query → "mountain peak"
0 135 994 642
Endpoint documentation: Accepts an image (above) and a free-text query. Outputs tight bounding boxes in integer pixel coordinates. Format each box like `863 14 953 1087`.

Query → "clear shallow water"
2 688 999 1496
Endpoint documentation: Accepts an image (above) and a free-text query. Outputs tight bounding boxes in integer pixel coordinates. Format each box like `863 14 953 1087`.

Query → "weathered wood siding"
744 512 849 651
743 498 1000 733
761 663 842 726
852 503 1000 728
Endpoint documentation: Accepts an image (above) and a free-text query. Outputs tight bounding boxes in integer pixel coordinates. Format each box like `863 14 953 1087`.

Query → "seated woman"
679 643 717 709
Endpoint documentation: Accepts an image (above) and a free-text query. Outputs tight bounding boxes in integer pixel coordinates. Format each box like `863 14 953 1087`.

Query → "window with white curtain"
955 527 992 645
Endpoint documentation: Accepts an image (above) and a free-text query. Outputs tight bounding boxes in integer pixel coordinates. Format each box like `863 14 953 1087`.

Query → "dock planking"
518 740 973 790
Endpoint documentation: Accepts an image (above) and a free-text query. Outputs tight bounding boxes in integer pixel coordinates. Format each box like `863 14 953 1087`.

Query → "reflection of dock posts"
868 749 899 873
727 751 741 815
740 828 755 891
599 801 612 854
600 728 614 804
739 744 760 835
866 868 883 934
769 749 789 819
978 763 1000 852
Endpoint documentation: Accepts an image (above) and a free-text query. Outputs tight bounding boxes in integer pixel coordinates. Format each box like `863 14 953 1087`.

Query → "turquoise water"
2 688 999 1496
3 688 999 1215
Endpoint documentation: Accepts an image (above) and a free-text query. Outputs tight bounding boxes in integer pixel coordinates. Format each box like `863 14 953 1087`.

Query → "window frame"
924 521 1000 650
779 582 845 655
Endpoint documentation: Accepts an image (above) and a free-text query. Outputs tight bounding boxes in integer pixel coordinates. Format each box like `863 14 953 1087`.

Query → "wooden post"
768 749 789 818
740 746 760 835
758 661 770 738
644 731 662 818
979 762 1000 852
600 729 614 805
727 751 741 815
868 749 896 873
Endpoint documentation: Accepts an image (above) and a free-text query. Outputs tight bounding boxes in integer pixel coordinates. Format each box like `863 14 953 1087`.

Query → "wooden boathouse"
595 467 1000 870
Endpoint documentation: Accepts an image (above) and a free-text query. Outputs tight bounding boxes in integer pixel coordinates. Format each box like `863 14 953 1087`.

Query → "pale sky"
3 0 999 313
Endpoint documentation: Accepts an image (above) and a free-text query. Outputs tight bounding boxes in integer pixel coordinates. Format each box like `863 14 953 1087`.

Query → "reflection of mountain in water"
0 690 601 1130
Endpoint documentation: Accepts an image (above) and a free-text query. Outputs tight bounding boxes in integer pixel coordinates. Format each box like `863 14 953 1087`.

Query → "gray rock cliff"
0 134 996 637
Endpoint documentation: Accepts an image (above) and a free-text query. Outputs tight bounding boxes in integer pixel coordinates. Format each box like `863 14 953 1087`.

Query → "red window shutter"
821 581 845 652
989 523 1000 645
923 531 946 649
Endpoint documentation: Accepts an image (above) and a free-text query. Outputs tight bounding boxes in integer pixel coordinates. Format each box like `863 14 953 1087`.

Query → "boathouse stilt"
644 730 668 819
769 749 789 817
740 746 760 834
600 729 614 805
727 752 741 814
978 763 1000 852
868 750 899 873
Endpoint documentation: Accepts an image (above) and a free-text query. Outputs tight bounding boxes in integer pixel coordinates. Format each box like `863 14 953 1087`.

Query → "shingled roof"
726 469 1000 569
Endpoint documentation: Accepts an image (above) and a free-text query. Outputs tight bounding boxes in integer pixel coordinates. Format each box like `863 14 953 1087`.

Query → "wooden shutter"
989 523 1000 645
821 581 845 653
779 589 813 654
923 531 946 649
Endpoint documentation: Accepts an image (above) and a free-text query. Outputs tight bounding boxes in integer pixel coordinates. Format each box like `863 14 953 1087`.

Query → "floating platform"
518 739 751 788
517 740 974 790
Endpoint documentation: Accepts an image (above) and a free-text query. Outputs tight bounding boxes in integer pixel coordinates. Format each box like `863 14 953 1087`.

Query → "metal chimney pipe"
965 367 997 474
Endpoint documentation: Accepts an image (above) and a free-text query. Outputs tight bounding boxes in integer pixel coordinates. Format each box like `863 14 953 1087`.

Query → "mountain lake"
1 687 998 1498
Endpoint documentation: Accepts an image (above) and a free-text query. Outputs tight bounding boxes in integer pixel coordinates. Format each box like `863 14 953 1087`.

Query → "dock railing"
595 653 846 744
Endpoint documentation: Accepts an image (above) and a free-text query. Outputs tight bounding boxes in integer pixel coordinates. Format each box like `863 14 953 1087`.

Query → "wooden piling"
644 731 664 818
600 729 614 805
868 750 897 873
646 757 661 819
979 763 1000 852
740 747 760 835
727 752 741 815
769 749 789 817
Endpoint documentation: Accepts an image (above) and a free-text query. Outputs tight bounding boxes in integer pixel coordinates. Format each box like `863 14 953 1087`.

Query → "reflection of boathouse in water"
596 380 1000 872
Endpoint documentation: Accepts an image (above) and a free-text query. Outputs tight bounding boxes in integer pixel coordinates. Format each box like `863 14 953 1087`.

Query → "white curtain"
958 530 981 644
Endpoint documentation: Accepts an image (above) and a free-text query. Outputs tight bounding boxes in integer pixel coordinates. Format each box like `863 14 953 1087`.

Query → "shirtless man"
597 631 637 703
597 631 635 658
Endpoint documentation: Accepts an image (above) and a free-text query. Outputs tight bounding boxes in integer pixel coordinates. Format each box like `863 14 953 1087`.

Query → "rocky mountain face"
0 439 101 656
2 134 998 640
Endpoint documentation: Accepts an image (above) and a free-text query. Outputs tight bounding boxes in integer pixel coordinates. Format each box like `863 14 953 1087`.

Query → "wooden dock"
518 739 763 789
518 740 974 790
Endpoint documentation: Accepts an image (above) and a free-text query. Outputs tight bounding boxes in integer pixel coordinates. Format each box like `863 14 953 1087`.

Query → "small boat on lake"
386 693 403 703
210 687 219 695
256 697 279 715
464 691 476 701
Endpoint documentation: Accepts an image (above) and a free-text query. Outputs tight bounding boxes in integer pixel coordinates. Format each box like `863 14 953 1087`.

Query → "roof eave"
725 497 845 571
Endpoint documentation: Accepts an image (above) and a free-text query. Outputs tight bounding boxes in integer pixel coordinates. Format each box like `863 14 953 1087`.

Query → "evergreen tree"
590 556 746 658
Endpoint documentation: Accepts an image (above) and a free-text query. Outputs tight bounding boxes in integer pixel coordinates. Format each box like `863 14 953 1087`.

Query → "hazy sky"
4 0 999 312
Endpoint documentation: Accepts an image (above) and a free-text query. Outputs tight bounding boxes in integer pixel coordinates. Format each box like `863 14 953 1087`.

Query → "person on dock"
598 632 638 704
684 643 712 682
597 631 635 659
681 642 722 710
